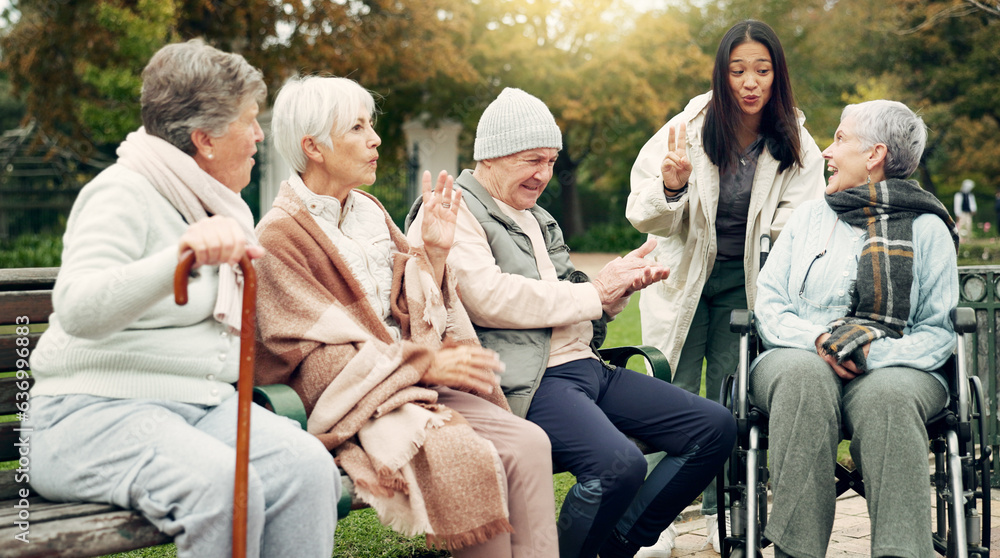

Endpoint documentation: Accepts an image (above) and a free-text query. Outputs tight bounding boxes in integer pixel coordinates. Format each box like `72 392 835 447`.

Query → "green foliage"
567 223 644 254
957 238 1000 266
604 294 642 348
1 0 178 154
3 0 1000 243
76 0 177 143
361 166 413 229
0 232 62 268
0 73 25 132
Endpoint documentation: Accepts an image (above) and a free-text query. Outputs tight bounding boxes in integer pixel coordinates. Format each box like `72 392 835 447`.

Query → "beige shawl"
254 182 513 549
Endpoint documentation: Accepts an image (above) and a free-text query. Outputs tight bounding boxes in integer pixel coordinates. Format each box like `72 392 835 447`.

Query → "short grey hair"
270 76 377 174
841 100 926 179
141 39 266 155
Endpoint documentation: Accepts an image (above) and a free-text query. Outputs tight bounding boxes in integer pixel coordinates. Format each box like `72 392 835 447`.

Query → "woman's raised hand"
424 345 505 395
660 122 692 192
420 170 461 254
178 215 264 267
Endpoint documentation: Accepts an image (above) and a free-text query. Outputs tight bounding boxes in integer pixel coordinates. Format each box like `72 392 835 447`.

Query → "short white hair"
270 76 376 173
841 100 926 179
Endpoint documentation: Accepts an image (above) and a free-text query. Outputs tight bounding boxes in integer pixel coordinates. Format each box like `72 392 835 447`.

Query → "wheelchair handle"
951 307 976 334
759 234 771 270
730 309 754 334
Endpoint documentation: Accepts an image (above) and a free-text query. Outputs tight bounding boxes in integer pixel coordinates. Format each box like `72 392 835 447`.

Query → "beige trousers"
435 386 560 558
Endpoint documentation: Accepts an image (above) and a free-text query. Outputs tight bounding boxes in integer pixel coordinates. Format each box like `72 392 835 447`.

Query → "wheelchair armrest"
253 384 308 431
730 309 754 334
951 307 976 334
599 345 672 383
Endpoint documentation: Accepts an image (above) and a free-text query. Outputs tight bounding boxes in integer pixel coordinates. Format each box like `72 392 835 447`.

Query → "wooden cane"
174 251 256 558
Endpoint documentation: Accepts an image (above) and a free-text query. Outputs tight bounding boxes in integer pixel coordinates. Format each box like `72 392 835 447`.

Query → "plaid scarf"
822 178 958 371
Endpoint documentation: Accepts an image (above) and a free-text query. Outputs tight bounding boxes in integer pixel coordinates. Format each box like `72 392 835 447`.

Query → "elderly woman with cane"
751 99 959 557
25 40 338 557
254 75 558 557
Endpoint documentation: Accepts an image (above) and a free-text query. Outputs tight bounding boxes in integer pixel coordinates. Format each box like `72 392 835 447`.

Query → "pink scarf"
117 127 257 332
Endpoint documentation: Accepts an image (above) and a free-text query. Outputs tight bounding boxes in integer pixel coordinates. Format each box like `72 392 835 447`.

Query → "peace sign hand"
660 122 692 192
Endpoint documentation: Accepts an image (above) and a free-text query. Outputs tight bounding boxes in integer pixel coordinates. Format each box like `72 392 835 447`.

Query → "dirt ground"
568 252 618 277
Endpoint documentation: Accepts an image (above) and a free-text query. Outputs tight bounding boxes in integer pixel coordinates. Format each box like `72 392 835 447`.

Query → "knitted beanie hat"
474 88 563 161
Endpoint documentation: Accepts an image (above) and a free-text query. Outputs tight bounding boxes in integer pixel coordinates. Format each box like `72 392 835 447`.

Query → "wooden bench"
0 267 175 557
0 266 671 556
0 267 367 558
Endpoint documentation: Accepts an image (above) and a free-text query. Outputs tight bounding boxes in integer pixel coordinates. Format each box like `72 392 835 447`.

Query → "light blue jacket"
753 199 957 375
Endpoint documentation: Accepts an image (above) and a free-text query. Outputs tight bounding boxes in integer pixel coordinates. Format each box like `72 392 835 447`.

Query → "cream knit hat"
474 88 563 161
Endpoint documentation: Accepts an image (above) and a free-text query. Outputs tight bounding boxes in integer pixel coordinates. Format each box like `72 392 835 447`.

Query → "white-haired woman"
26 40 338 557
751 100 959 557
254 75 558 557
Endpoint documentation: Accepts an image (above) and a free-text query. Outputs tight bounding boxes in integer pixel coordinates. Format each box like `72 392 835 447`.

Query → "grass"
957 236 1000 266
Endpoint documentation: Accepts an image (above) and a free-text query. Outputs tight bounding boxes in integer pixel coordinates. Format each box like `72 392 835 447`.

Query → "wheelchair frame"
717 307 991 558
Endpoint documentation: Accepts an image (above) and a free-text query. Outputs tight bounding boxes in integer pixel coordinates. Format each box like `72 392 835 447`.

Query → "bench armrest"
252 384 358 518
252 384 307 431
599 345 671 383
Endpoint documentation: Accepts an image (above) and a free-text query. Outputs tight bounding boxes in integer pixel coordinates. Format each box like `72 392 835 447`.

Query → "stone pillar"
402 117 462 205
257 109 292 218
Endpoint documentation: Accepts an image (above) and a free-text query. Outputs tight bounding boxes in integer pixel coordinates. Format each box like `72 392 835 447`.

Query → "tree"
842 0 1000 193
460 0 711 238
0 0 482 165
1 0 179 160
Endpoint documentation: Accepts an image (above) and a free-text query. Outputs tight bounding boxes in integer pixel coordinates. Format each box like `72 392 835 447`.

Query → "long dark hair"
703 20 802 174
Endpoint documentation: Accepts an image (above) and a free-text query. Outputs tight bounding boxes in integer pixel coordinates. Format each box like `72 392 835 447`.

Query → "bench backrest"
0 267 57 499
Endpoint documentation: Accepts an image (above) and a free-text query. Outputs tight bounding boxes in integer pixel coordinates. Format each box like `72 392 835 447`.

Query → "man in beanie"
406 88 736 558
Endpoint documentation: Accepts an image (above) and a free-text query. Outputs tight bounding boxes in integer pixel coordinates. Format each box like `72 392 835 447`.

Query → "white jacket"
626 91 826 373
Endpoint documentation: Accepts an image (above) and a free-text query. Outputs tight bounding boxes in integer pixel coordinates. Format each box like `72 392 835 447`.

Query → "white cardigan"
626 91 826 373
30 164 240 404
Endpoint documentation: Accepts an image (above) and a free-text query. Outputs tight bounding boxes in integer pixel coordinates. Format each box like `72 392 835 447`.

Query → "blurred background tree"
1 0 998 264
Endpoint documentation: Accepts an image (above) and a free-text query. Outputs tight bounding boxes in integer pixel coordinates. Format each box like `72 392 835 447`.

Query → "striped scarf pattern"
822 178 958 371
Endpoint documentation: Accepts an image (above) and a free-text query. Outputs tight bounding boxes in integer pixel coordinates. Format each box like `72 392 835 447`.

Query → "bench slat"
0 377 35 416
0 498 125 523
0 291 53 326
0 268 58 292
0 334 44 374
0 421 31 462
0 467 31 501
0 506 171 558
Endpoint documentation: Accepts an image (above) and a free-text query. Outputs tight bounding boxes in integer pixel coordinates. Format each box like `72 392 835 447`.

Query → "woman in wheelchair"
750 99 959 558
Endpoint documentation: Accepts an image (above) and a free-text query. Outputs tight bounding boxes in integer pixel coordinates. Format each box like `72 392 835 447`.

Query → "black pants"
526 358 736 557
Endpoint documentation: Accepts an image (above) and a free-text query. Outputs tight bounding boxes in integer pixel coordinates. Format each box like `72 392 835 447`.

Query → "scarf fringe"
367 405 452 475
425 517 515 551
352 476 398 500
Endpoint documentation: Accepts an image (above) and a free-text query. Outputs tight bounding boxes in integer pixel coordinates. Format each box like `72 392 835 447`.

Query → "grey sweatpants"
750 348 947 558
26 393 339 558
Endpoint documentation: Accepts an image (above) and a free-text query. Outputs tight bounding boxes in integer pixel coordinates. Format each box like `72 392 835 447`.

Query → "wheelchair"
717 306 991 558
